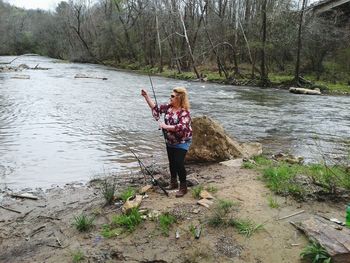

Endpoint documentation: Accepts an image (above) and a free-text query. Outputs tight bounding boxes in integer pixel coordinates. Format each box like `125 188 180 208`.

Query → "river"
1 55 349 189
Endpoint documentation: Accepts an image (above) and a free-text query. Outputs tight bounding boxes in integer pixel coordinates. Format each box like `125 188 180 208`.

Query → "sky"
5 0 320 11
4 0 65 10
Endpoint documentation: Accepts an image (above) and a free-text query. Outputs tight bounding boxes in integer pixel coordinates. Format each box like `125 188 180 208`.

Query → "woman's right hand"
141 89 148 97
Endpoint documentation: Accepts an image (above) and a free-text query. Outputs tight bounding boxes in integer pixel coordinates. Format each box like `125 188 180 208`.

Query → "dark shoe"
175 183 187 198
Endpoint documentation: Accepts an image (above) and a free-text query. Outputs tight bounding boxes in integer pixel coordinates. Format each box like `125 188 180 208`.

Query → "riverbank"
1 55 349 95
102 61 350 95
1 160 347 263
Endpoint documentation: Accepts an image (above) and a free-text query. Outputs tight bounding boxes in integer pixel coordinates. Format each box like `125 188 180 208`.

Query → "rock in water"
186 116 262 162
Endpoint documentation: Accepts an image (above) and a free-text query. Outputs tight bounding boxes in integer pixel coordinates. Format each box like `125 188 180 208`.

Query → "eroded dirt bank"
0 163 346 263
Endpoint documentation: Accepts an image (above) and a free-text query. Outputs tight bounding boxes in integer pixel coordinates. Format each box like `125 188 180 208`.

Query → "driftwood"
11 75 30 80
278 210 305 220
291 215 350 263
0 57 19 64
11 193 39 200
0 205 21 214
74 73 107 80
289 87 321 95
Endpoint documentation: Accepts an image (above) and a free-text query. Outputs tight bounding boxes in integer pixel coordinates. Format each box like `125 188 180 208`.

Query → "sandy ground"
0 162 346 263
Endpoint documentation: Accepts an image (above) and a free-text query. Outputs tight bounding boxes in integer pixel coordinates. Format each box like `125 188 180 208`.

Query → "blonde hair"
173 87 190 110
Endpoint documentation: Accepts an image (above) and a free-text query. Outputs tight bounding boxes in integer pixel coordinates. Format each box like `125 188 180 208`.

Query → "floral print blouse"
152 104 192 145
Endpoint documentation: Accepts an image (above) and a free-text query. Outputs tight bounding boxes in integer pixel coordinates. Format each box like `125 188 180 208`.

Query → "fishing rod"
148 74 167 141
149 74 158 108
129 148 169 196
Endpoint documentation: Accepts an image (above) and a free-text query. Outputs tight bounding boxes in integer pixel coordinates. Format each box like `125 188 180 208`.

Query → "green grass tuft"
101 178 117 205
230 219 264 237
119 187 136 202
159 213 176 236
217 199 235 214
72 250 84 263
267 195 280 208
191 185 204 199
73 214 94 232
262 164 305 198
101 224 123 238
207 199 237 228
111 208 142 232
189 224 196 237
205 185 218 193
300 241 331 263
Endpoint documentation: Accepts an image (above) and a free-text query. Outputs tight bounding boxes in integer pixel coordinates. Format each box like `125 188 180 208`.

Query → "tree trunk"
294 0 308 85
260 0 269 87
155 13 163 73
204 23 229 79
179 11 200 79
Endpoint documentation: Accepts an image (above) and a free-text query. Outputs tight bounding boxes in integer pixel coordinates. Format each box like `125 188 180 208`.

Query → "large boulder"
186 116 262 162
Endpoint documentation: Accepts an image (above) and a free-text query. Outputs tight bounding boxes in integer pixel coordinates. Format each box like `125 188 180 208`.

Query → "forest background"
0 0 349 92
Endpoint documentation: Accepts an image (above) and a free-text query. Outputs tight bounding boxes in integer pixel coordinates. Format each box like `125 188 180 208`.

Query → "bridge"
310 0 350 15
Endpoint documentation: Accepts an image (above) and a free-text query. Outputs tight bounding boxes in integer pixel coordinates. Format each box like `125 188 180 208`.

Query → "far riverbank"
102 61 350 95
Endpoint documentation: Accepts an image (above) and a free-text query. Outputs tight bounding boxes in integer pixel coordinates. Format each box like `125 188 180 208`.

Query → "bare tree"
294 0 308 85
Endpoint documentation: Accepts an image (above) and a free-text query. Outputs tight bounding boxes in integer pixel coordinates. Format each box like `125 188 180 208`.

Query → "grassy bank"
103 61 350 95
243 155 350 201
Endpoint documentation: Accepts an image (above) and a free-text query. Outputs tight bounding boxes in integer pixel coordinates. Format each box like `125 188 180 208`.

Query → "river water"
1 55 349 189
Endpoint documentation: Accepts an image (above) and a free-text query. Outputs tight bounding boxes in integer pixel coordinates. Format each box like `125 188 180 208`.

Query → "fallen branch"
29 225 46 238
0 205 21 214
278 210 305 220
55 235 63 247
38 215 61 221
46 244 65 249
16 209 34 222
31 64 50 70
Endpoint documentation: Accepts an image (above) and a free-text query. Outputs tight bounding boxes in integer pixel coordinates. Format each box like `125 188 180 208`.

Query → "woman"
141 87 192 197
